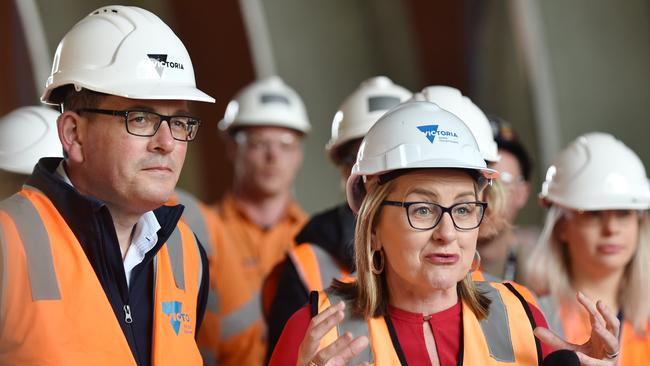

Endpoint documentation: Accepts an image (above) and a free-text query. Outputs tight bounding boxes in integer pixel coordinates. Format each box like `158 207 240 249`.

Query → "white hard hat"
414 86 499 162
41 5 214 104
326 76 411 157
346 100 499 213
218 76 310 134
0 106 62 175
540 132 650 210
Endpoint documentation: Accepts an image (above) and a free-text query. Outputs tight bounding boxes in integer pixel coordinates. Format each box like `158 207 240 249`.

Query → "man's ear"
224 133 239 162
58 111 86 164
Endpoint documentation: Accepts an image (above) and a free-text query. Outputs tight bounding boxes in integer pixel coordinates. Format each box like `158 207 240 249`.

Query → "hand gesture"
296 301 370 366
535 292 621 366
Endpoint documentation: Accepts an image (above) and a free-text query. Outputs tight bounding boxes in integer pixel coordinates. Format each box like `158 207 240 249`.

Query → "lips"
424 253 460 265
597 244 624 255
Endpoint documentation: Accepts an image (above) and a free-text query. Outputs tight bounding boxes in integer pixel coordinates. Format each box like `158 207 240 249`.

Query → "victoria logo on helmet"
417 124 459 143
147 54 185 77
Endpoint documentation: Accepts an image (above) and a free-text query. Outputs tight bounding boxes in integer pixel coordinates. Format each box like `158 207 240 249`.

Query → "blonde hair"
526 206 650 333
333 173 490 319
478 177 510 241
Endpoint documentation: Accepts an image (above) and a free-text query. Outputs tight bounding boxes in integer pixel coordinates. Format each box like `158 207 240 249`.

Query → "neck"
387 272 458 316
570 267 624 312
231 187 292 228
67 164 139 259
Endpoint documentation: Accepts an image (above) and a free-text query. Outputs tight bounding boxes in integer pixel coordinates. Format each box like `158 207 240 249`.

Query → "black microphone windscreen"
543 349 580 366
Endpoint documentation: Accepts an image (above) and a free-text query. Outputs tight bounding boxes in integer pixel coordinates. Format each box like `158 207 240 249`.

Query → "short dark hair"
50 85 108 112
489 116 532 182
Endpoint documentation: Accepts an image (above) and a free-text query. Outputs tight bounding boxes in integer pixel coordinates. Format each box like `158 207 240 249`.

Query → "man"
199 76 309 366
0 6 214 365
263 76 411 359
480 116 536 283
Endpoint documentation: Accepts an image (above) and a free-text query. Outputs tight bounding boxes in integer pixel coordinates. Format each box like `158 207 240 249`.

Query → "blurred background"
1 0 649 228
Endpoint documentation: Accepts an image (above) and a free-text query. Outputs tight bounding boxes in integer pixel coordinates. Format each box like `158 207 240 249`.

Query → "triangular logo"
417 125 439 143
147 54 167 77
162 300 182 335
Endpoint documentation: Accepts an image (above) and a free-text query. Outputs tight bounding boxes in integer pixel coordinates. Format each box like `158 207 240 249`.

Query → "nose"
431 212 457 244
148 120 176 154
600 211 621 235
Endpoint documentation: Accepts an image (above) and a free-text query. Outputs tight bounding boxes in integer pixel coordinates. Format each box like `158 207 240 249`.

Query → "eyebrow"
406 188 476 201
127 105 192 115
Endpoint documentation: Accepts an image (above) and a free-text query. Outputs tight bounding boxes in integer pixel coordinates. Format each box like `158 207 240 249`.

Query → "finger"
596 301 621 338
534 327 576 352
314 333 369 366
301 303 346 358
577 292 606 327
576 351 609 366
311 301 345 328
592 322 620 358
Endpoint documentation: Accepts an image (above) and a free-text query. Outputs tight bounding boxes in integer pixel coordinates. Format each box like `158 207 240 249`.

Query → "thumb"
534 327 576 352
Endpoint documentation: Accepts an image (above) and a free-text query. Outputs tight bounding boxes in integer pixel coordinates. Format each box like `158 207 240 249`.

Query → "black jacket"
266 203 355 360
26 158 209 366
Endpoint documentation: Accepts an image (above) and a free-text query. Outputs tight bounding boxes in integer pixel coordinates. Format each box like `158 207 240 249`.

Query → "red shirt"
269 301 552 365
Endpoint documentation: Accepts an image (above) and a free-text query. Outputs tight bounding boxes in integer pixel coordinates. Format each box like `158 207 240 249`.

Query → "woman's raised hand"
296 301 370 366
534 292 621 366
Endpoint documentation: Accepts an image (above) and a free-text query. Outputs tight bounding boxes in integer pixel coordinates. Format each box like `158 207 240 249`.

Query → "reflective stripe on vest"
0 193 61 300
317 281 540 365
175 188 213 256
220 290 262 340
289 243 347 292
0 188 203 365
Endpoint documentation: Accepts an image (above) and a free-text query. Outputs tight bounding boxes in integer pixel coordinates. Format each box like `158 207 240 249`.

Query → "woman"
270 101 619 365
527 132 650 365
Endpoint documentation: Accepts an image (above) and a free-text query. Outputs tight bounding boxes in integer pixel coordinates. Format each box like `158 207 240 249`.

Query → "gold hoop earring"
470 250 481 272
370 249 385 275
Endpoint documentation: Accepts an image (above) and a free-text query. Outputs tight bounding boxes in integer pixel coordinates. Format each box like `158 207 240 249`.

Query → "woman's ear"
554 217 568 244
58 111 86 164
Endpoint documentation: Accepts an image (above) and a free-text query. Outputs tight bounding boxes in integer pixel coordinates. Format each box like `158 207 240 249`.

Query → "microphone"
543 349 580 366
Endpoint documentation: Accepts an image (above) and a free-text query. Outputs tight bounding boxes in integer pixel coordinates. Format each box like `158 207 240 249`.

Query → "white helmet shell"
41 6 214 104
415 86 499 162
0 106 62 175
346 100 498 213
326 76 411 155
218 76 310 134
540 132 650 210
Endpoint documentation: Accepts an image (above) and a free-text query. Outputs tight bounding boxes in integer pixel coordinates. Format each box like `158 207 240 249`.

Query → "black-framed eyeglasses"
382 200 488 231
78 108 201 141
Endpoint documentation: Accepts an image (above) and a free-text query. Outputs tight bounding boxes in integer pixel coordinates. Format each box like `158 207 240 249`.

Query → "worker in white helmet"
270 100 618 366
263 76 411 360
527 132 650 365
198 76 309 366
0 6 214 365
479 116 538 284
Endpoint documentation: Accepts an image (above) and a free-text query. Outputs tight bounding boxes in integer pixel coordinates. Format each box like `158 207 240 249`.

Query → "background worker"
0 106 62 196
0 6 214 365
477 116 536 282
199 76 309 366
264 76 411 359
527 132 650 365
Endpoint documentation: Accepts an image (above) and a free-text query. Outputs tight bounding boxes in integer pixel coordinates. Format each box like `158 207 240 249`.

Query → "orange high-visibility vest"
289 243 352 293
0 187 203 365
539 297 650 366
314 281 542 365
472 269 539 307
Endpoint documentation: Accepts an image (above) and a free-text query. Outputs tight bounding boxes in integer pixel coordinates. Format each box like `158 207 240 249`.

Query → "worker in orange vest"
0 6 215 365
198 76 309 366
527 132 650 365
263 76 411 359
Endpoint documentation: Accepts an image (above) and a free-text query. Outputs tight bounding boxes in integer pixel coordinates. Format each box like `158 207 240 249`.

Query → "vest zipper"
124 304 133 323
